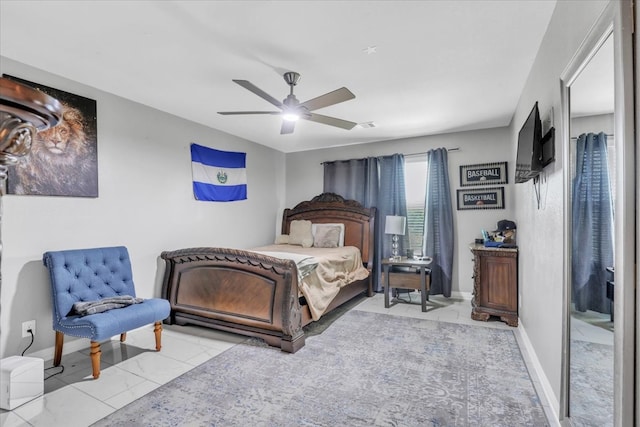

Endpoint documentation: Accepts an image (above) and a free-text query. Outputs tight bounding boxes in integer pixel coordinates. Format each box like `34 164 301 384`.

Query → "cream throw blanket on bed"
252 245 369 321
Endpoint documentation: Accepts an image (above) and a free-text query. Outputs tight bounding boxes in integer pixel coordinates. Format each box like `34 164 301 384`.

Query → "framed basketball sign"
457 187 505 210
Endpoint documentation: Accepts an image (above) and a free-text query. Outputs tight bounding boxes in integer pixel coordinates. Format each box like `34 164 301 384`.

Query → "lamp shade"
384 215 406 235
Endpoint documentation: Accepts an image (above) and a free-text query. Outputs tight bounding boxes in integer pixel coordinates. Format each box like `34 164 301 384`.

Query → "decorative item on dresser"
161 193 375 353
469 243 518 327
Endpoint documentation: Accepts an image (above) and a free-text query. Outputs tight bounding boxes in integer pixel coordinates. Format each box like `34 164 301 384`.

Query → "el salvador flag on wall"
191 143 247 202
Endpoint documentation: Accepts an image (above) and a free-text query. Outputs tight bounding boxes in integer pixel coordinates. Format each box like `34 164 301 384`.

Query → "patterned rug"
93 310 548 426
570 340 614 426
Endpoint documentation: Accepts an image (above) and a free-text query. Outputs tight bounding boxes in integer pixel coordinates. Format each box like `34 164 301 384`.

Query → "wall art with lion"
4 75 98 197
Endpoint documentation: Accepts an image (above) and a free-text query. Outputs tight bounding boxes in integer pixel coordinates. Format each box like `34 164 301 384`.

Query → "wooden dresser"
469 243 518 327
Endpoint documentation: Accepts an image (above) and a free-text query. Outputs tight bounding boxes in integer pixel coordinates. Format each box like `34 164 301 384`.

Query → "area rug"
93 310 548 426
570 339 614 426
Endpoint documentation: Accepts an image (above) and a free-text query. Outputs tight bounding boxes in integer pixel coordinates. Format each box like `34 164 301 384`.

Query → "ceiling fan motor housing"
283 94 300 107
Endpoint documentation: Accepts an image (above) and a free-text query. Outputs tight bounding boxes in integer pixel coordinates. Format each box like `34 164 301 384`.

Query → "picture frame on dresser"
456 187 505 210
459 161 508 186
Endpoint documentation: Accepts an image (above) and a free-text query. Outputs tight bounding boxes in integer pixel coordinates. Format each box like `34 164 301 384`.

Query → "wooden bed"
160 193 376 353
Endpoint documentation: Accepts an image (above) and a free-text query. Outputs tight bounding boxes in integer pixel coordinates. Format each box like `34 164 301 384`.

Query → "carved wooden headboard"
282 193 376 268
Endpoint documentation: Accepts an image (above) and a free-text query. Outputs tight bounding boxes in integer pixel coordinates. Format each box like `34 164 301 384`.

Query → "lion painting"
8 103 98 197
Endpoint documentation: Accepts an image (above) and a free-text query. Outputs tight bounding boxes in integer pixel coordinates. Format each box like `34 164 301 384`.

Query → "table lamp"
385 215 406 261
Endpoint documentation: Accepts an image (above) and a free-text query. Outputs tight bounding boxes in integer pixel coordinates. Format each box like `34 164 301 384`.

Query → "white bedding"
251 244 369 320
251 250 318 283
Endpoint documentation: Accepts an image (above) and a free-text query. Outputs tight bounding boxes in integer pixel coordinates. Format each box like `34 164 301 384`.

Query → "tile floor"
571 308 614 345
1 292 566 426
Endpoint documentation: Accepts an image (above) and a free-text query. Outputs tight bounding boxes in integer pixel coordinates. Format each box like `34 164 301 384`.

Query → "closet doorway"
568 34 614 426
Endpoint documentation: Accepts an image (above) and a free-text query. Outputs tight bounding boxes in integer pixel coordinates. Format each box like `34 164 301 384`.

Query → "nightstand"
382 257 432 312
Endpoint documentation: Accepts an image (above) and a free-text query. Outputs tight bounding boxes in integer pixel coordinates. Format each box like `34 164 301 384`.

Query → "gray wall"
285 126 515 296
510 0 609 413
0 57 286 358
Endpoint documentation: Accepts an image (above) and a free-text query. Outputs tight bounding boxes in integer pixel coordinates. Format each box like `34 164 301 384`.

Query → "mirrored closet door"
567 33 615 427
560 1 636 426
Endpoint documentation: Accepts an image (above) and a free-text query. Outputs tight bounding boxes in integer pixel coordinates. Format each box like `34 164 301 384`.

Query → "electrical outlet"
22 320 36 338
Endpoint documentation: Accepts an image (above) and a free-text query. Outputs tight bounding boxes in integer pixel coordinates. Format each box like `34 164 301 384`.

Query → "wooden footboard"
161 247 307 352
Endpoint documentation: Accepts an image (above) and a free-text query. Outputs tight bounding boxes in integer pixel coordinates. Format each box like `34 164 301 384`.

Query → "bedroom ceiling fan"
218 72 357 135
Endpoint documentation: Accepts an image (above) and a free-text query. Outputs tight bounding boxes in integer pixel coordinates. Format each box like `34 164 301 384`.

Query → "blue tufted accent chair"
42 246 170 379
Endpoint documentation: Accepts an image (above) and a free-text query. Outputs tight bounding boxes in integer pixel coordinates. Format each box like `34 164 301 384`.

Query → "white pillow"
274 234 289 245
313 224 342 248
312 223 345 247
289 220 314 248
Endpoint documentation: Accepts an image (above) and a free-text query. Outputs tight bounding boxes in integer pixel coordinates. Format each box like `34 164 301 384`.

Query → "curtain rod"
320 148 460 165
405 147 460 157
570 133 614 140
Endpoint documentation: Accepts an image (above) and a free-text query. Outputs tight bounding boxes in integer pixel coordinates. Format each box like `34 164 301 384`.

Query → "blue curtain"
423 148 454 297
323 154 407 292
572 132 613 314
322 158 378 208
377 154 409 266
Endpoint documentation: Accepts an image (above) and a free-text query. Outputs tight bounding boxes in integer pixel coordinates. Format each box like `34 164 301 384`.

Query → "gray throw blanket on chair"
72 295 143 316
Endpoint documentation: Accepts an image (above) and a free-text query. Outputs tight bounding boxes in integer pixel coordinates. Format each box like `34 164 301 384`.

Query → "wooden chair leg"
54 331 64 366
90 341 101 379
120 333 127 342
153 321 162 351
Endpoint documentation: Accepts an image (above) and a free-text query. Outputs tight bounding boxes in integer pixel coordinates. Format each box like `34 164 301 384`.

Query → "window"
404 155 427 255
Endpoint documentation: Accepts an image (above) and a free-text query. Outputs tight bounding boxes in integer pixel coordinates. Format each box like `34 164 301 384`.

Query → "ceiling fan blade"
280 120 295 134
305 113 357 130
233 80 283 108
218 111 280 115
299 87 355 111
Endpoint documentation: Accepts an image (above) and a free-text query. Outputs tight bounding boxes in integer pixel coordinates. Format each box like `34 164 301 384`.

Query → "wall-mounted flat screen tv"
515 102 543 183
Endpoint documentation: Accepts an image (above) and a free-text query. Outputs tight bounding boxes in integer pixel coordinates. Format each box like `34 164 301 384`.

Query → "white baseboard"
451 291 472 300
517 321 561 426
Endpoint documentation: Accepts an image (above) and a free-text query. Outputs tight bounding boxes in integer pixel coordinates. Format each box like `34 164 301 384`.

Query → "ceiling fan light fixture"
282 112 300 122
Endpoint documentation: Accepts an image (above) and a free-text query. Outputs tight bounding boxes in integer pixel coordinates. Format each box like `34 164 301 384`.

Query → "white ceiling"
0 1 557 153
